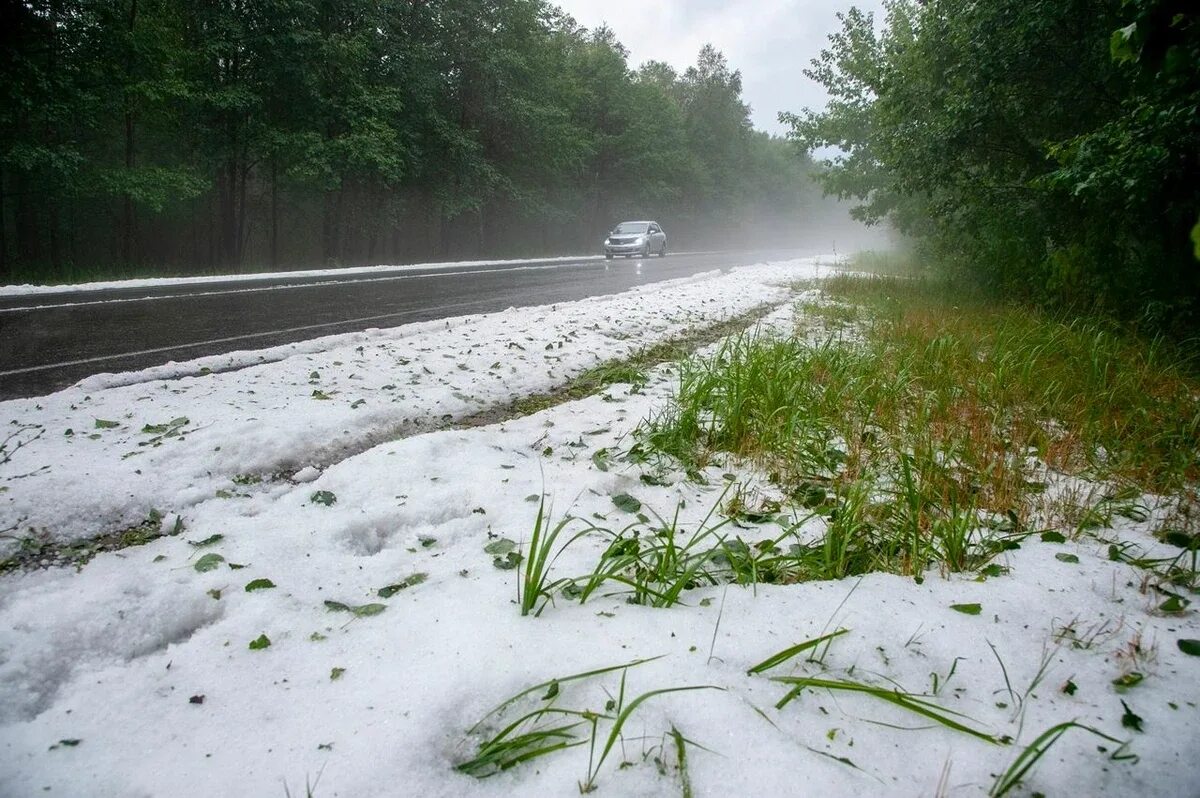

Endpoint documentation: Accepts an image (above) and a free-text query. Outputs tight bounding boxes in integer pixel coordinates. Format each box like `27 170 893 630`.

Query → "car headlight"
635 236 646 244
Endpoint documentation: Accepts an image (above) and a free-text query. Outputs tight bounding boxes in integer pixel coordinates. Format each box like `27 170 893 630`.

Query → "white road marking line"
0 260 596 313
0 252 711 314
0 297 497 377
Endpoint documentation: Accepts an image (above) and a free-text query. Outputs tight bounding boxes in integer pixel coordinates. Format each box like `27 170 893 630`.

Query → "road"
0 248 813 401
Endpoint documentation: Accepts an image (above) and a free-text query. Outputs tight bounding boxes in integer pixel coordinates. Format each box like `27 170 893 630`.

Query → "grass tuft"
771 675 1006 745
989 721 1134 797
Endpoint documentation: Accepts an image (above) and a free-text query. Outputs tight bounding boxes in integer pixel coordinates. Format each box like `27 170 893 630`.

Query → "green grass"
770 675 1006 745
635 273 1200 583
456 656 717 791
989 721 1133 797
518 498 591 617
576 502 730 608
746 628 850 675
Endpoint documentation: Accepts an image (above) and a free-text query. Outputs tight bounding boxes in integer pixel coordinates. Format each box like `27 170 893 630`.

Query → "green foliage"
746 628 849 675
324 599 386 618
309 490 337 507
193 552 224 573
456 655 717 791
788 1 1200 333
989 721 1132 796
0 1 828 282
772 675 1006 745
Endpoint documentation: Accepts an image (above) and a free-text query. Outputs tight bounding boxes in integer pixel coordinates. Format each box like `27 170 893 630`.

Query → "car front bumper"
604 242 649 255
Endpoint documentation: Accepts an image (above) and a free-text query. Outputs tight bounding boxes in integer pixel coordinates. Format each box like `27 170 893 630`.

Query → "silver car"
603 220 667 259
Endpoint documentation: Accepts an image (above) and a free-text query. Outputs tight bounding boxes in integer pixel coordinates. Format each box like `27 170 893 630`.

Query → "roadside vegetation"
639 268 1199 576
0 1 835 283
789 1 1200 336
482 263 1198 604
458 258 1199 793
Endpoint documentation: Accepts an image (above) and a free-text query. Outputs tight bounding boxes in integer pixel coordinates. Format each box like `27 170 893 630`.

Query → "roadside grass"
633 271 1200 583
463 268 1189 790
456 656 718 793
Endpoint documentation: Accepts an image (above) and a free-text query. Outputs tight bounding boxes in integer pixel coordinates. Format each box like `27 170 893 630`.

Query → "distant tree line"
0 0 841 282
789 0 1200 333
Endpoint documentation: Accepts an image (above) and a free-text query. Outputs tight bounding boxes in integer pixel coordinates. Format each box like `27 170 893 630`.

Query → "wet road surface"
0 248 814 400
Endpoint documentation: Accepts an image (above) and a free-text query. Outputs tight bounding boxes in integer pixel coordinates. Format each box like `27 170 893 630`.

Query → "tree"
787 0 1199 330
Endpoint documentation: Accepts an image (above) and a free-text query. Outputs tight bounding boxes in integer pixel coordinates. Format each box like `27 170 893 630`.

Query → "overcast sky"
552 0 884 137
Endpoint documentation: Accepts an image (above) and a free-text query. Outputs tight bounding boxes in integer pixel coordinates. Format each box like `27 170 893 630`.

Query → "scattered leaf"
1120 700 1143 732
612 493 642 513
1159 595 1190 613
244 578 276 592
188 534 224 548
1062 680 1078 696
493 551 522 570
310 490 337 506
324 600 386 617
1112 672 1144 691
1055 552 1080 564
189 694 205 705
1040 531 1067 543
950 603 982 616
194 553 225 573
377 573 428 598
248 634 271 651
330 667 346 681
483 538 516 555
94 419 119 429
1178 639 1200 656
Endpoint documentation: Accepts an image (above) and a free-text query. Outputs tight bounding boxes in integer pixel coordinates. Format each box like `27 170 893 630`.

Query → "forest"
0 0 836 282
789 0 1199 333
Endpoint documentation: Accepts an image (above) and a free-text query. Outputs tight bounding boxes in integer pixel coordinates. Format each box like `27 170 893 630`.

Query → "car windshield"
613 222 649 234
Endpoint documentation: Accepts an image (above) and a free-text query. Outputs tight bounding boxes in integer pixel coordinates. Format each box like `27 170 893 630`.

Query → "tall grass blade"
583 685 722 791
468 656 662 733
772 676 1005 745
989 722 1130 797
747 628 850 675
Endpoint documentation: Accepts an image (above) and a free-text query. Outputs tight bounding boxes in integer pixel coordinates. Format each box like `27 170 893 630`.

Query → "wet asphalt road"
0 248 814 401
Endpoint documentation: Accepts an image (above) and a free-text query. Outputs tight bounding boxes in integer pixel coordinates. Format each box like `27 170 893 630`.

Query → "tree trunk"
0 166 8 281
122 0 138 268
322 184 343 265
218 157 238 269
236 158 249 269
47 197 60 273
14 172 38 266
270 158 279 269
